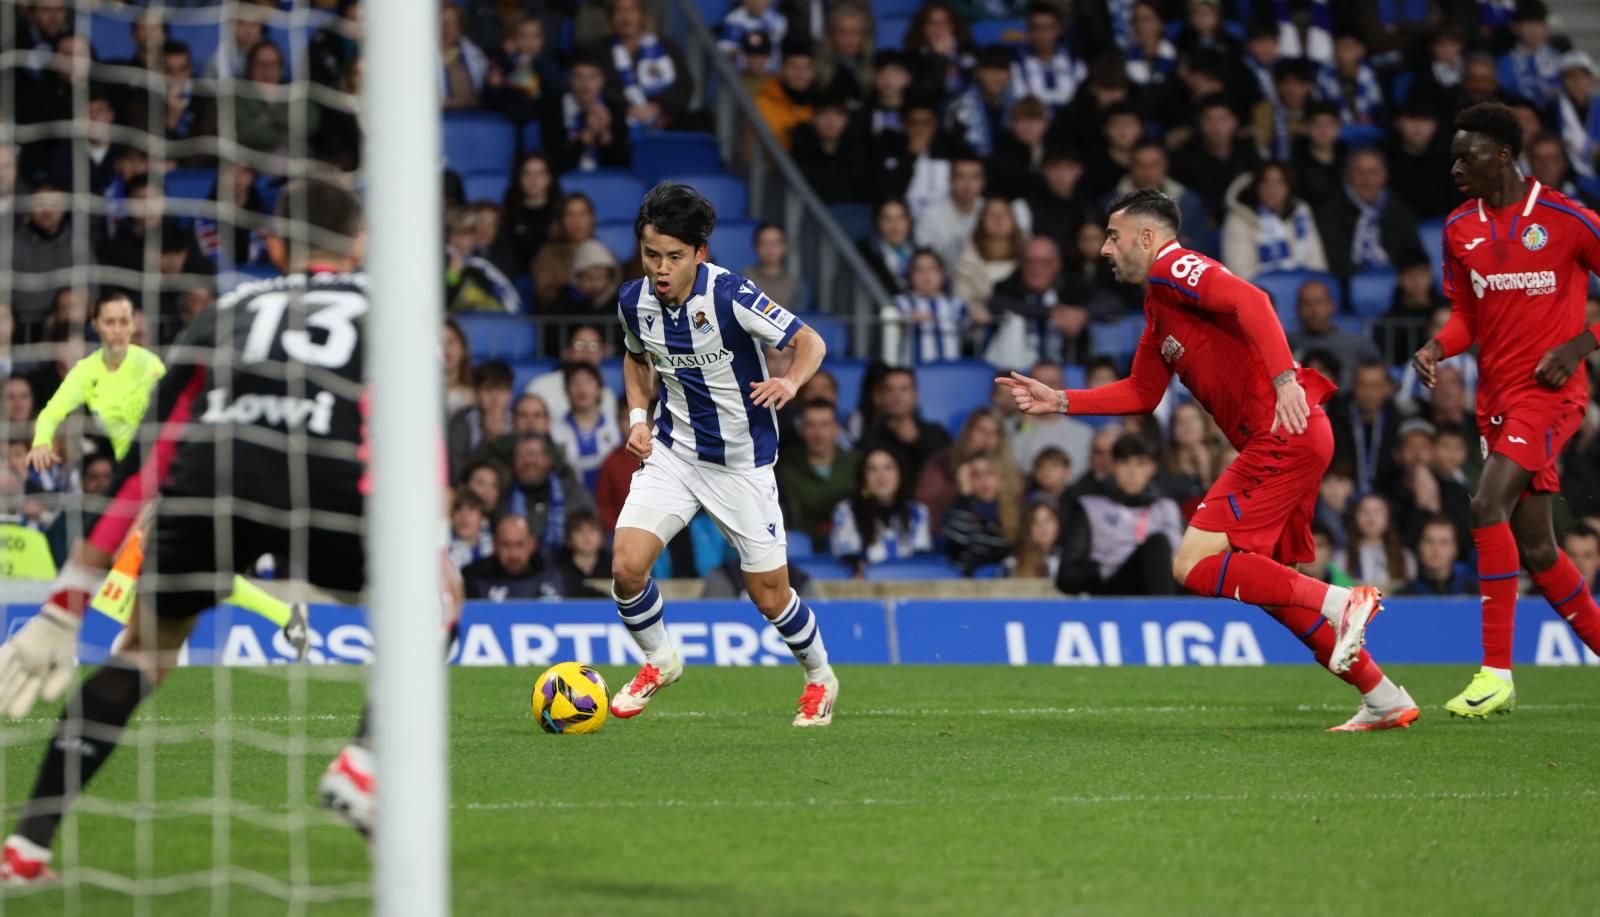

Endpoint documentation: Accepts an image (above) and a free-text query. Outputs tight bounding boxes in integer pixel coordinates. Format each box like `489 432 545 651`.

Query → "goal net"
1 1 445 912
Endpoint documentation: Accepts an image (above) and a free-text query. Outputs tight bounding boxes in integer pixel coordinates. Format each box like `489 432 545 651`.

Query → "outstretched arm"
995 328 1171 416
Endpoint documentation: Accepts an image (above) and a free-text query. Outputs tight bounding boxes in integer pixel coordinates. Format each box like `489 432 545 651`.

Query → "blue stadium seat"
519 121 544 155
454 314 536 361
1418 219 1445 284
829 203 873 244
797 557 853 580
806 316 849 355
709 219 759 271
1063 364 1085 389
664 173 748 219
86 9 136 62
827 358 868 421
787 532 815 559
692 0 730 28
561 170 646 222
915 360 998 423
169 21 221 77
509 357 558 395
1253 270 1342 324
971 19 1026 46
1348 268 1397 317
461 171 508 206
874 0 927 17
632 132 724 183
864 556 962 581
1338 124 1387 149
598 357 624 395
876 16 911 49
1089 314 1147 363
594 221 637 262
971 563 1006 579
443 111 517 177
1389 71 1415 105
163 169 216 200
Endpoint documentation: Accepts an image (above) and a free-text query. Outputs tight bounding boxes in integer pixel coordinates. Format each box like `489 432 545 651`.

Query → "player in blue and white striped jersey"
608 182 838 727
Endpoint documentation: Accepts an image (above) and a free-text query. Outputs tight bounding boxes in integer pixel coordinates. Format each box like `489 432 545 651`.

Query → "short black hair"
1564 524 1600 546
1106 187 1181 234
635 181 717 251
1304 99 1341 121
91 289 134 322
473 359 514 390
1455 102 1524 158
1418 513 1456 539
1025 1 1062 21
569 51 605 72
1111 434 1154 462
800 397 838 416
1085 355 1119 375
82 451 115 473
274 176 363 255
565 509 601 532
1513 0 1548 22
976 45 1012 70
1195 92 1233 116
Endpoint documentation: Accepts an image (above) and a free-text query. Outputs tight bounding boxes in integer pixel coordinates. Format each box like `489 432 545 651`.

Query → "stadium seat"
797 557 853 580
163 169 216 200
828 358 868 421
873 0 927 17
1338 124 1387 149
509 357 558 395
971 19 1027 45
971 563 1006 579
876 16 911 49
807 315 849 355
1253 270 1342 323
829 203 873 243
787 532 814 559
454 314 536 361
594 221 637 262
598 357 624 395
1348 268 1397 317
709 219 759 271
1092 314 1148 363
1063 364 1085 389
518 121 544 155
916 361 998 423
1390 70 1415 105
442 111 517 177
864 556 962 581
461 171 508 206
86 10 136 62
1332 315 1367 336
1418 219 1444 285
632 132 724 183
664 173 748 219
561 170 646 222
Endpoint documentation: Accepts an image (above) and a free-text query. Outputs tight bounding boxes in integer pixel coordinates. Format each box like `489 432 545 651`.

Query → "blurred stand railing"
662 0 895 360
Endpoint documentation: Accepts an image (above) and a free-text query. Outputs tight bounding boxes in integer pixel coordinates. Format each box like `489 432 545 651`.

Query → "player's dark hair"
472 359 514 391
635 181 716 251
1106 187 1181 235
1111 434 1154 462
1454 102 1524 158
274 176 363 255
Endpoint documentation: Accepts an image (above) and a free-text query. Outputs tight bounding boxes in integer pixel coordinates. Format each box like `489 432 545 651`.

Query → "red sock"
1531 551 1600 655
1472 522 1521 669
1182 551 1331 611
1261 605 1384 692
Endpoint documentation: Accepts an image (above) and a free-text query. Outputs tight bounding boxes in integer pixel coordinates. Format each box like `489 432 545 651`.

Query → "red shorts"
1189 410 1332 566
1477 398 1584 494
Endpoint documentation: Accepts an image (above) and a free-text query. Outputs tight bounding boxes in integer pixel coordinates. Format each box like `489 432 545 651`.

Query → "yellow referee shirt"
32 344 166 461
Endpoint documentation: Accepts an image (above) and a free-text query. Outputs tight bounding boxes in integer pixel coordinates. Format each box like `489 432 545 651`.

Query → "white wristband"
629 408 649 427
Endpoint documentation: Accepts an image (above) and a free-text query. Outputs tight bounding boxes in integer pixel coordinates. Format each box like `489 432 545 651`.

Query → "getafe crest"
1521 223 1548 251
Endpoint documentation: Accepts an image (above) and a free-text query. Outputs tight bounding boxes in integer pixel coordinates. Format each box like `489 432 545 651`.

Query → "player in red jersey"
999 189 1416 732
1411 102 1600 718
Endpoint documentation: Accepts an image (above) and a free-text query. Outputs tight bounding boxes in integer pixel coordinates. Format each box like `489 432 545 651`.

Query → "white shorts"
615 442 788 573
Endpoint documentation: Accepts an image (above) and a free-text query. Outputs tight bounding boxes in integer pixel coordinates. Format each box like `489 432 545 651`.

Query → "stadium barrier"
6 598 1599 668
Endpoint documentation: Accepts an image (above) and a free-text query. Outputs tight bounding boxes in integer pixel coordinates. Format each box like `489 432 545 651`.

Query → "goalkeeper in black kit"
0 178 456 882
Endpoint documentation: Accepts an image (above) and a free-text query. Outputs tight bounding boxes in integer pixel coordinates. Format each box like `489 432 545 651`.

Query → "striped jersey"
891 293 970 365
551 410 622 491
618 262 804 470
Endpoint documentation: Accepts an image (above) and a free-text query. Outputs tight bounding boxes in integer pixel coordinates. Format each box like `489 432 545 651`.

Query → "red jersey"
1438 178 1600 412
1066 242 1336 449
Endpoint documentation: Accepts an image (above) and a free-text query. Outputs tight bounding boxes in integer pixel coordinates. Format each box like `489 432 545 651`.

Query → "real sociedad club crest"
1521 223 1548 251
692 310 713 333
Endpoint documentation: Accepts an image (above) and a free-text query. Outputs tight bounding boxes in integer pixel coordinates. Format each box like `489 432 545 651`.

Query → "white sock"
1320 585 1352 623
1362 676 1407 710
614 579 671 662
1484 666 1513 684
769 589 832 683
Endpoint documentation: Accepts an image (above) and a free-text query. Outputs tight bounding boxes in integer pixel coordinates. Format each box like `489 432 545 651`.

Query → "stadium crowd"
3 0 1600 601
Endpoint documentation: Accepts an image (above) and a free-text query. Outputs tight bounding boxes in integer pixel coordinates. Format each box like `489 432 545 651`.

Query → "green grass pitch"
3 665 1598 916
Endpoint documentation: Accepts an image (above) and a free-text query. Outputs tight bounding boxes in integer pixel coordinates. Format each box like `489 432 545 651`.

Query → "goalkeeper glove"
0 607 82 719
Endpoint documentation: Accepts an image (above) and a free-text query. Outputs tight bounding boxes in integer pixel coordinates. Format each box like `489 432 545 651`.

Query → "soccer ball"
531 662 609 735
